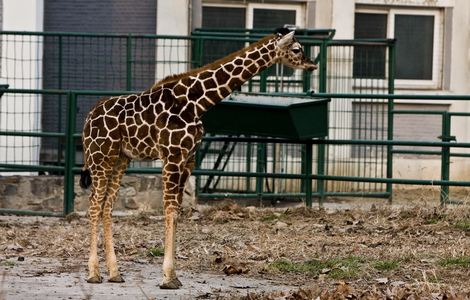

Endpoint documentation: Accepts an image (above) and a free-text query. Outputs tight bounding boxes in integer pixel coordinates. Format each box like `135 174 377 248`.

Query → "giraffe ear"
277 31 295 48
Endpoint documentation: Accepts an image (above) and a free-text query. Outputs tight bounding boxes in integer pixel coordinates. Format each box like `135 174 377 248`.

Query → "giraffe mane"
148 34 277 90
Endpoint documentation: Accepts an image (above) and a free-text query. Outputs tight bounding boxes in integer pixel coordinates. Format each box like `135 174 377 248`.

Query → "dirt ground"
1 188 470 299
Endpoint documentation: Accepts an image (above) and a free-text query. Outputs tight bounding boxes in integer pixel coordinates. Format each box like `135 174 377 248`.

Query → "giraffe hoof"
159 277 183 289
108 274 125 283
86 276 103 284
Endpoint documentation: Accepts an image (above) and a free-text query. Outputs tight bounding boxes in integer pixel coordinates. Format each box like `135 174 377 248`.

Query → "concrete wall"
0 0 44 174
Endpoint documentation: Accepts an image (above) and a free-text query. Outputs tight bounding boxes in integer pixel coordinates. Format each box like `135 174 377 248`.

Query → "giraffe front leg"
160 207 182 289
159 158 184 289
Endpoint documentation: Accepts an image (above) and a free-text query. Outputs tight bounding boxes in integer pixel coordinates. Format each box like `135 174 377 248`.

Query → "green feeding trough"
202 93 329 139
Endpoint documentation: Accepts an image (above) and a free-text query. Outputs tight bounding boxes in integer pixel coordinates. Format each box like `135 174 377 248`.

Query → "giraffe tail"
80 168 92 189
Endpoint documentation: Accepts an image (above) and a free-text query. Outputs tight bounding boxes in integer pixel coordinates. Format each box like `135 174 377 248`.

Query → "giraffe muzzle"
305 63 318 72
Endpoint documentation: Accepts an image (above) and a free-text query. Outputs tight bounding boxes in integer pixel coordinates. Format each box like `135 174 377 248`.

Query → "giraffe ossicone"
80 29 317 289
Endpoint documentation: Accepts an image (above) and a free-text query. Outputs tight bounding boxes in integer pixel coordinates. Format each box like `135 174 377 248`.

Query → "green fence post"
258 46 268 198
256 143 266 199
196 36 204 68
315 40 328 206
440 112 452 205
303 45 312 93
386 40 396 202
126 34 133 90
63 91 77 215
260 71 268 93
304 141 313 207
246 140 252 192
191 35 203 68
57 35 64 165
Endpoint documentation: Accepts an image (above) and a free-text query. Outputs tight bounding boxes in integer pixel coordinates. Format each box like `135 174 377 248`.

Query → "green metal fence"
0 30 469 216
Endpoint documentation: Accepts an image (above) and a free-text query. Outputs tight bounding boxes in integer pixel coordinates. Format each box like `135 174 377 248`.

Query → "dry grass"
1 190 470 299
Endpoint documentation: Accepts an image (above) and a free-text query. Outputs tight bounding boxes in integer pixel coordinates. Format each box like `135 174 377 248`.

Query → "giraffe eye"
292 48 301 54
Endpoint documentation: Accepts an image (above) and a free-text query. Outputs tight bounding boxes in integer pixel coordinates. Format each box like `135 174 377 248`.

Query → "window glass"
253 9 296 29
202 7 246 28
201 7 246 65
395 14 434 80
353 13 387 78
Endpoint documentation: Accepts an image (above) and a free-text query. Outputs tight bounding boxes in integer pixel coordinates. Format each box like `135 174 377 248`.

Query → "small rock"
245 206 257 213
375 277 389 284
17 256 25 261
222 264 244 275
391 280 406 287
6 243 23 252
189 212 201 221
274 221 288 229
124 197 139 210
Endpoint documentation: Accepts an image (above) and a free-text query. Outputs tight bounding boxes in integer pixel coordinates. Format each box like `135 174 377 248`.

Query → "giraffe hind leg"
86 155 121 283
102 155 129 283
87 173 109 283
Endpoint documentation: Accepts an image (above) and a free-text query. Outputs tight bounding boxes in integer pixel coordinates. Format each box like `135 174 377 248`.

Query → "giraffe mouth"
305 64 318 71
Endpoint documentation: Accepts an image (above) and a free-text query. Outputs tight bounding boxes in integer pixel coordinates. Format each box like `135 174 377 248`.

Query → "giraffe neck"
168 35 279 118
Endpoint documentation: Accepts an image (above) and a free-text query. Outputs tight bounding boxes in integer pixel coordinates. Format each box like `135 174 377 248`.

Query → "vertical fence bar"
256 143 266 199
386 40 396 201
304 141 313 207
126 34 133 91
259 71 267 93
303 45 312 92
191 35 203 68
440 112 451 205
245 141 252 192
64 91 77 215
58 35 63 89
315 40 328 205
197 36 204 68
57 35 64 165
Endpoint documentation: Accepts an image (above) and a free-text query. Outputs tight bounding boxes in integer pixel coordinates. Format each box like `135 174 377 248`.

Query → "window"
201 6 246 65
252 8 296 29
354 13 387 78
351 102 448 158
201 3 304 76
202 6 246 29
354 8 442 88
394 14 434 80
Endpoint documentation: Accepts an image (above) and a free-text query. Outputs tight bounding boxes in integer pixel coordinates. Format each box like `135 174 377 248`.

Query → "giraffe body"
81 29 316 288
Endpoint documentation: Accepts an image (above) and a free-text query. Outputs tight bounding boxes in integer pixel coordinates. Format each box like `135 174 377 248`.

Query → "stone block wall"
0 174 197 213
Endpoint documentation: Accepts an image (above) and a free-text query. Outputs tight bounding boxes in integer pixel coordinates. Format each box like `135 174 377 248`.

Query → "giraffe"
80 28 317 289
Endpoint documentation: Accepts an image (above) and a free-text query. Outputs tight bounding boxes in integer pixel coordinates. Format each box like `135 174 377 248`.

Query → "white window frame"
355 7 443 90
202 2 305 81
390 9 442 89
202 3 304 29
246 3 305 29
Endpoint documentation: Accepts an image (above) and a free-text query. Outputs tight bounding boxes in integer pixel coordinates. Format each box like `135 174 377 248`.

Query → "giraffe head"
274 29 317 71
